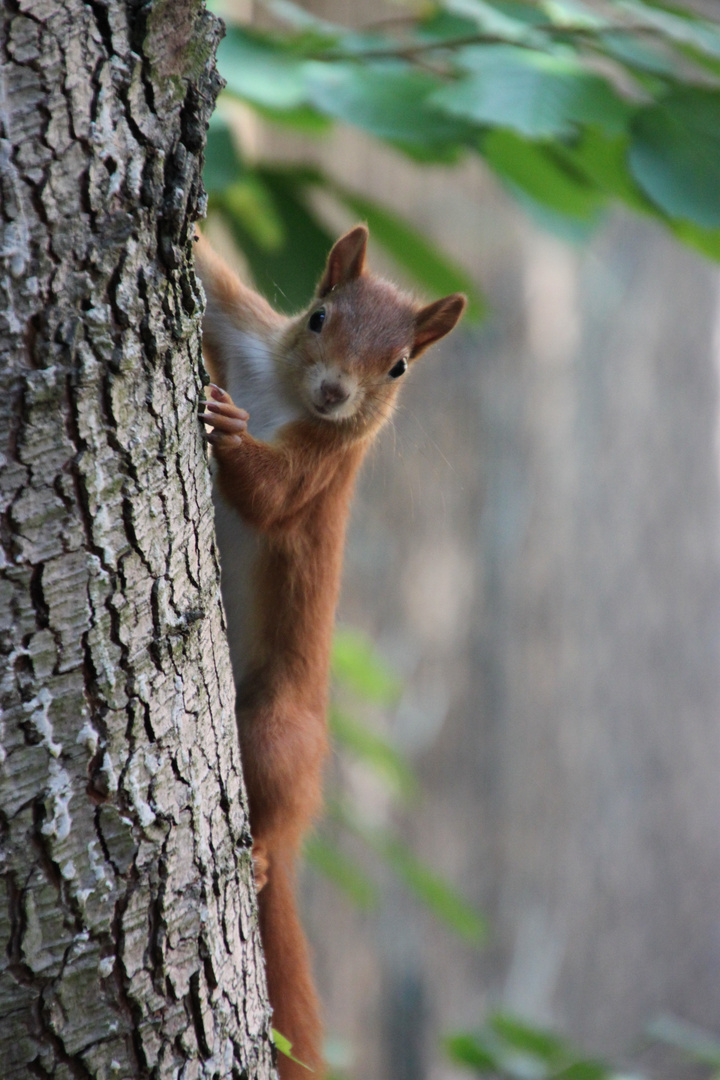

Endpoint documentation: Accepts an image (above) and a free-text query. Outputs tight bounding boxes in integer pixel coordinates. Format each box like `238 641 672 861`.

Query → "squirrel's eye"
308 308 326 333
388 357 408 379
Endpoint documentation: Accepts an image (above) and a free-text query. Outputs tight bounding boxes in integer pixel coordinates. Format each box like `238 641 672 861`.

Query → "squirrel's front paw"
252 842 269 892
199 384 249 447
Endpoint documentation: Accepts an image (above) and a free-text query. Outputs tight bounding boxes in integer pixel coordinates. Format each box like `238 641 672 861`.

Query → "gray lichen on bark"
0 0 275 1076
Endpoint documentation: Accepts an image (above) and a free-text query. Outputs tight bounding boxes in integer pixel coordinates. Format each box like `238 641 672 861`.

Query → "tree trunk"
0 1 275 1076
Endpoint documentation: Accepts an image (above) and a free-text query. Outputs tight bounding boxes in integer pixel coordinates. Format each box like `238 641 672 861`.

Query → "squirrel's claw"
199 387 249 445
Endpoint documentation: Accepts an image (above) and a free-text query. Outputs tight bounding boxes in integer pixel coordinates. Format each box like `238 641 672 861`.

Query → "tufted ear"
316 225 369 297
412 293 467 358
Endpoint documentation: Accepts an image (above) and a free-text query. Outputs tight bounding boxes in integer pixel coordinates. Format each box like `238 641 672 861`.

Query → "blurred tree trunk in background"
0 1 274 1075
483 221 720 1053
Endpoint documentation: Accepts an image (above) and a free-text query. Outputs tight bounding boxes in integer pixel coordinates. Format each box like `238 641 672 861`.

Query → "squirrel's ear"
411 293 467 358
317 225 368 296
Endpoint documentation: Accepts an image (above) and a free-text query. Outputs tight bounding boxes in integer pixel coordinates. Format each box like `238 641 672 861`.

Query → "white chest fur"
210 326 304 682
222 328 304 443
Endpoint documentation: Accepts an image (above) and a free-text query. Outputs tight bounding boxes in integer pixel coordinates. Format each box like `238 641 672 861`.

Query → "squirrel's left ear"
317 225 369 296
412 293 467 358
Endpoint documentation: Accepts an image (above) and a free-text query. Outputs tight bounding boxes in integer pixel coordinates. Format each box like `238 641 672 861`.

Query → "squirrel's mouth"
312 400 353 420
308 373 358 420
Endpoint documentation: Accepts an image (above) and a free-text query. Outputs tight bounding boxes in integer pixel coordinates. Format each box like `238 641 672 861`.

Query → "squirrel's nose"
319 380 350 408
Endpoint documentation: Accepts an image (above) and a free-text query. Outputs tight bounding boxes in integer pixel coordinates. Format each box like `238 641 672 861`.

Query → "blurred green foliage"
446 1011 720 1079
306 626 486 945
318 632 720 1075
321 631 720 1077
205 0 720 312
445 1014 630 1079
331 627 402 705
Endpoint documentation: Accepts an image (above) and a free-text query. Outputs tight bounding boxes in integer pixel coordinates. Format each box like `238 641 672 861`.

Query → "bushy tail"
259 849 324 1080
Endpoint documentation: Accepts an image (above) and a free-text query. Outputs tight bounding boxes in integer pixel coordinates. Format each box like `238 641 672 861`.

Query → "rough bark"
0 1 275 1077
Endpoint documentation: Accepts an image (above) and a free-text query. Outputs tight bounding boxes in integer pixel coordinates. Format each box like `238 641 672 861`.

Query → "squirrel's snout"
307 366 358 419
319 380 350 408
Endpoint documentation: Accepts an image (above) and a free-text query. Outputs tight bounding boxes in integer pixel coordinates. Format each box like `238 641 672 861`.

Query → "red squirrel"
194 224 465 1078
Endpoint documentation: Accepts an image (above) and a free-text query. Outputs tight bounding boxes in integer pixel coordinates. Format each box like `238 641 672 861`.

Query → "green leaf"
434 46 632 139
483 129 604 220
372 832 487 945
675 45 720 82
618 0 720 62
416 9 491 45
330 707 418 801
443 0 546 41
490 1014 568 1064
249 100 333 134
220 177 286 251
329 802 487 947
629 88 720 229
327 188 485 320
304 62 475 161
272 1028 312 1070
552 1064 610 1080
593 29 684 79
331 627 402 705
218 28 315 111
539 0 609 31
671 219 720 262
558 129 646 209
304 833 379 909
444 1031 499 1072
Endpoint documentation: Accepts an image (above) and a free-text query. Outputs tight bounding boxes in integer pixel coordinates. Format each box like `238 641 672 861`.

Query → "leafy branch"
205 0 720 302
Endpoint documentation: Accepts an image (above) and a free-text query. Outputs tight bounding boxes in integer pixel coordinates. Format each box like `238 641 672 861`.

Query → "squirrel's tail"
259 849 324 1080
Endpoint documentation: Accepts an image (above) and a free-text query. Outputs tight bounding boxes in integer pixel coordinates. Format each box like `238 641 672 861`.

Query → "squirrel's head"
284 225 466 429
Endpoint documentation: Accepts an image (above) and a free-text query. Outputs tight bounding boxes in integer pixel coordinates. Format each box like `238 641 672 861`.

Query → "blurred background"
202 2 720 1077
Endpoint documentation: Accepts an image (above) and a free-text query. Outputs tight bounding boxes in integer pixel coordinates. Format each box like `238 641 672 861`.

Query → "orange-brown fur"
194 225 465 1078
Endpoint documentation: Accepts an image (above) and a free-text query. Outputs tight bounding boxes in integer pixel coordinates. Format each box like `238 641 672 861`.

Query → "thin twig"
307 23 683 63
